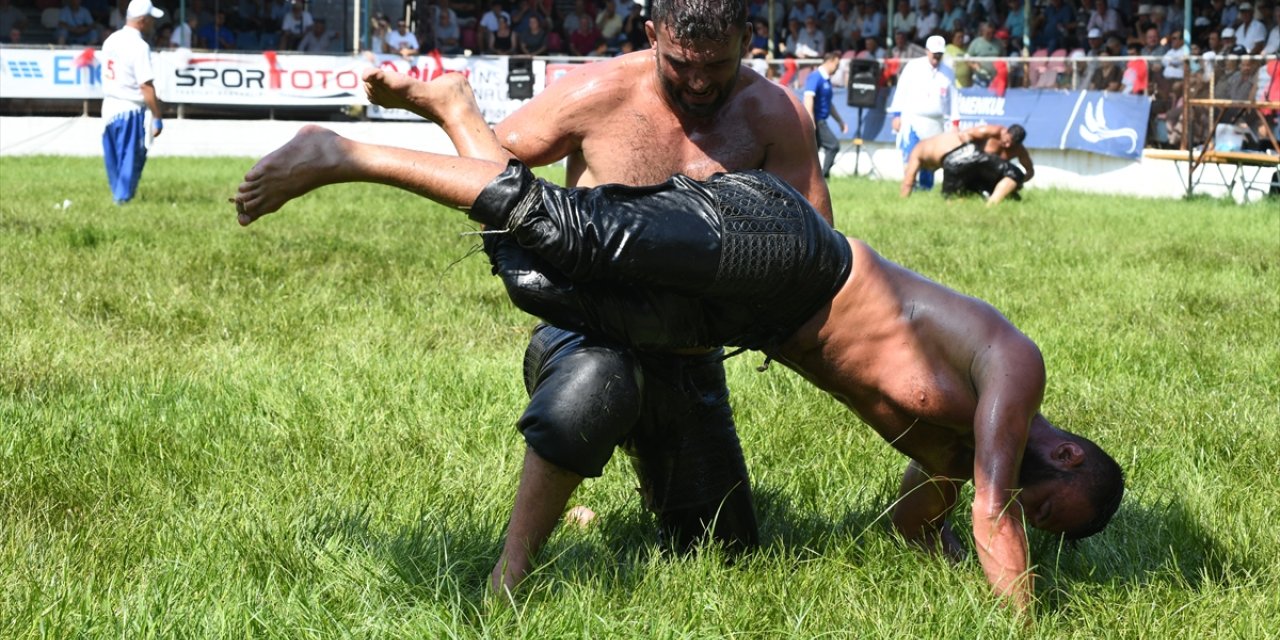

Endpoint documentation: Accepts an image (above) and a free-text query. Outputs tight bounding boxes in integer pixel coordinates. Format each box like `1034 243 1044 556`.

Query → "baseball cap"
126 0 165 19
1087 27 1102 38
1239 2 1252 9
925 34 946 53
995 28 1010 39
1193 16 1211 26
1230 44 1247 55
1136 4 1150 14
1222 27 1236 38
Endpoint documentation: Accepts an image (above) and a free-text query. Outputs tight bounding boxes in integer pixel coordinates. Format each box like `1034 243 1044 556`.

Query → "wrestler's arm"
900 145 923 197
1014 145 1034 182
494 67 592 167
767 89 834 224
970 327 1046 613
892 460 965 560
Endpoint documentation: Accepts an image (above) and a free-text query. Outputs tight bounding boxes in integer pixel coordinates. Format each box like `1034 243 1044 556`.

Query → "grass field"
2 155 1278 638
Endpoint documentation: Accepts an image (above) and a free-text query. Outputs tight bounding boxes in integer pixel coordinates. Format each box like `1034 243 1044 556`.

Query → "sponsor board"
0 48 103 99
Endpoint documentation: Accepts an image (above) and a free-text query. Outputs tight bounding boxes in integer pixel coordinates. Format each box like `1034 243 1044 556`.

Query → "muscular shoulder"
732 69 813 144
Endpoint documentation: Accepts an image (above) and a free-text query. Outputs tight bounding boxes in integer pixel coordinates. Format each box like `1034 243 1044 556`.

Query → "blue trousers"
103 110 148 203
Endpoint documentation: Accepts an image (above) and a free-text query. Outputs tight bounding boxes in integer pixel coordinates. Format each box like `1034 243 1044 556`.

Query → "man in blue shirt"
804 52 848 178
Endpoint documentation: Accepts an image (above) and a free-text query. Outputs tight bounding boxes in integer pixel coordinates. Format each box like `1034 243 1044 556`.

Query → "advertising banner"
156 50 367 105
365 54 543 124
825 86 1152 159
0 48 103 99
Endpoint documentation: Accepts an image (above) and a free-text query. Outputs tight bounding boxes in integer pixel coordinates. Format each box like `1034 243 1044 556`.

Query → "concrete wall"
3 116 1274 203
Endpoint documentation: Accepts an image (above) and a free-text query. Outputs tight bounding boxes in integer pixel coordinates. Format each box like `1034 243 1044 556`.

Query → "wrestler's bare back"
495 51 807 188
775 239 1037 478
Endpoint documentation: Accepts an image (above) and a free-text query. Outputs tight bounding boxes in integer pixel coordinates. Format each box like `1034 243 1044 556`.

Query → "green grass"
2 156 1278 638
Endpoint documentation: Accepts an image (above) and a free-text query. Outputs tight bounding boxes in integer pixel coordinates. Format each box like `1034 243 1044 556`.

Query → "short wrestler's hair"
1019 432 1124 541
823 51 840 63
651 0 748 43
1008 124 1026 145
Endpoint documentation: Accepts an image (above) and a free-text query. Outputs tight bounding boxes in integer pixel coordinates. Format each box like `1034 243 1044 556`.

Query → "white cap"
1136 4 1150 14
1239 2 1251 9
1193 16 1211 26
1087 28 1102 38
925 34 946 53
1222 27 1236 38
126 0 165 19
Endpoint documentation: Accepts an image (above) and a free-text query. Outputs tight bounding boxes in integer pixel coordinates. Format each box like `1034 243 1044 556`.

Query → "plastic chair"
1027 48 1049 87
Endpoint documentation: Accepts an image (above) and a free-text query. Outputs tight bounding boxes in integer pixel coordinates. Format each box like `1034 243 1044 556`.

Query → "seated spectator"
938 0 965 35
57 0 100 46
517 14 548 54
620 1 646 51
911 0 937 41
946 28 971 87
479 1 509 36
828 1 855 51
595 0 623 50
789 0 817 24
279 0 313 50
366 14 389 54
7 26 19 43
1097 36 1125 91
1161 30 1186 81
1085 0 1120 38
792 16 825 58
1234 3 1267 55
1036 0 1076 53
858 0 883 42
567 10 599 56
154 22 173 48
1002 0 1026 42
487 14 515 53
297 17 333 52
171 14 199 48
890 29 925 59
1122 42 1148 94
1148 5 1174 39
890 0 914 37
434 10 462 54
386 17 421 56
199 11 237 50
1219 27 1236 55
749 18 772 58
967 21 1001 86
511 0 550 36
859 35 885 60
0 0 28 39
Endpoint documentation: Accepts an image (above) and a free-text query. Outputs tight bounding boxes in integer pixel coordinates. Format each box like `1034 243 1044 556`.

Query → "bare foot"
235 125 349 226
362 68 478 124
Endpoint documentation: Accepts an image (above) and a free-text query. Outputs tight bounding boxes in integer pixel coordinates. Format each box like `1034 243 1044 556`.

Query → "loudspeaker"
846 59 879 108
508 57 534 100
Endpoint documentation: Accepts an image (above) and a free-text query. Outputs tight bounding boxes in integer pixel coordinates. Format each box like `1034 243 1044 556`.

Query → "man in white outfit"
886 34 958 191
100 0 166 205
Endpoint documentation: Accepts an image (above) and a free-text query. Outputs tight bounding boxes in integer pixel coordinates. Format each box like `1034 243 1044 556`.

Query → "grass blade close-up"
2 155 1278 638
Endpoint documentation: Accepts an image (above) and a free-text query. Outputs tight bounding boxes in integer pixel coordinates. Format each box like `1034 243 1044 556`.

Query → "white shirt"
281 10 314 37
170 22 192 48
887 56 958 123
1265 25 1279 55
1235 19 1267 53
100 25 154 122
479 9 510 33
385 29 419 52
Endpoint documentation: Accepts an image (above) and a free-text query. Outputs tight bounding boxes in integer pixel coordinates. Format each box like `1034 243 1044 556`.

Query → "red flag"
73 47 95 68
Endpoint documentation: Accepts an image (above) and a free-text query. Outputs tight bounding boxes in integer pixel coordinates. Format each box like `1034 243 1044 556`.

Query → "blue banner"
816 87 1151 159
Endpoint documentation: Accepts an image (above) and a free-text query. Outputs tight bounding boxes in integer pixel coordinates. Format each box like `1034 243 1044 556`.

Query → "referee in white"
101 0 166 205
886 34 958 192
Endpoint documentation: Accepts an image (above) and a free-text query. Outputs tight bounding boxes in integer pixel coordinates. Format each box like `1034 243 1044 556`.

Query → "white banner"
157 50 368 105
364 54 545 124
1 46 553 115
0 48 103 99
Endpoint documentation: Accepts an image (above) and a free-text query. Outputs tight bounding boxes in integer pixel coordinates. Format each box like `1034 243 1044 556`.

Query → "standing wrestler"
240 0 832 595
900 124 1033 205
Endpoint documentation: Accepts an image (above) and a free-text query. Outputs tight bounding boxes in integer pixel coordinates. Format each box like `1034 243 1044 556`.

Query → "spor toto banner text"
0 47 545 116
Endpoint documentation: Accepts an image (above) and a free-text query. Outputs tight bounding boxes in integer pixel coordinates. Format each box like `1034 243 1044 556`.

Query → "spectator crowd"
4 0 1276 148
